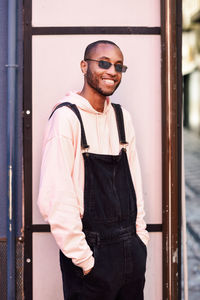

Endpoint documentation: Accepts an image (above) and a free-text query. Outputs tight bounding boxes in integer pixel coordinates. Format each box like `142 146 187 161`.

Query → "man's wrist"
83 267 92 276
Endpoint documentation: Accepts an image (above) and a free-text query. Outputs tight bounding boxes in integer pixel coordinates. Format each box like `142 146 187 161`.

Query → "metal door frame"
23 1 182 299
161 1 182 299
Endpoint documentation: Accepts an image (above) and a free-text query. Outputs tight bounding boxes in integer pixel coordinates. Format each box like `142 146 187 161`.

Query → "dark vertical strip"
16 0 23 238
183 75 189 128
7 0 18 298
23 0 32 299
161 2 170 297
161 0 181 299
176 1 182 299
0 0 8 238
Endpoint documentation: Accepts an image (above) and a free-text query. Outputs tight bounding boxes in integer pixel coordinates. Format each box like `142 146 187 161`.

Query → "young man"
38 40 149 300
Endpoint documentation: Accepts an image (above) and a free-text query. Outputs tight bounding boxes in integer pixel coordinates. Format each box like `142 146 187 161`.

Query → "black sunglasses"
85 59 128 73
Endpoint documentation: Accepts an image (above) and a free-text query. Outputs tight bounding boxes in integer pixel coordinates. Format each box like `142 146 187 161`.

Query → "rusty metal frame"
23 0 183 299
161 0 182 299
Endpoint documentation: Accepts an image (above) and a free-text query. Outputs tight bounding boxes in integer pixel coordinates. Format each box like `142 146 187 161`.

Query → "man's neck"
79 88 106 113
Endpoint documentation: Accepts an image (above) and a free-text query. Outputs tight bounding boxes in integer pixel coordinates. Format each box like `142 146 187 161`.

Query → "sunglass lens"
97 60 127 73
115 64 123 72
116 65 127 73
122 65 127 73
99 60 111 69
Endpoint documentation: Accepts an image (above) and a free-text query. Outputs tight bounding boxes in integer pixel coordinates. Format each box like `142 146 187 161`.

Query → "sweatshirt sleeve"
37 108 94 272
124 111 150 246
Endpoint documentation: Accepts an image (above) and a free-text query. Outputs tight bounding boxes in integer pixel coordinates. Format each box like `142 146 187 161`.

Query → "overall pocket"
83 245 99 279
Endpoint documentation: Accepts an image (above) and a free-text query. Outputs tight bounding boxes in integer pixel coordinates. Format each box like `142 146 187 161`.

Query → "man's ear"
80 60 88 75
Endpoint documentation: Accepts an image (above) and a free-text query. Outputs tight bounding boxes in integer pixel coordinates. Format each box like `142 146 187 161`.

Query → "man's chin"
101 91 114 96
100 82 120 96
98 87 116 97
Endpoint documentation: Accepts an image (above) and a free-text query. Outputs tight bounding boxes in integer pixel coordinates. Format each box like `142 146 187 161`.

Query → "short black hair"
84 40 120 60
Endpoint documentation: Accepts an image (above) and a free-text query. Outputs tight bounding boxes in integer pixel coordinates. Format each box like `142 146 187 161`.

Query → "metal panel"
33 233 63 300
0 240 24 300
32 0 160 27
32 34 162 225
31 35 162 299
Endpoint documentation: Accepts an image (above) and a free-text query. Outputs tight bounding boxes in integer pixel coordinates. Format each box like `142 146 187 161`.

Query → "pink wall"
32 1 162 299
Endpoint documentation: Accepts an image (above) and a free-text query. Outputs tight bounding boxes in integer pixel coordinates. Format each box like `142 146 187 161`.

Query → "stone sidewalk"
184 129 200 300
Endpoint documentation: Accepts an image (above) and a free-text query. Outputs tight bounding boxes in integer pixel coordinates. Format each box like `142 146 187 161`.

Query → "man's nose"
106 65 117 76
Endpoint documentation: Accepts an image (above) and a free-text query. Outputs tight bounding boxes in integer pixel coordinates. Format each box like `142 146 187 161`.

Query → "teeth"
103 79 115 85
103 79 115 84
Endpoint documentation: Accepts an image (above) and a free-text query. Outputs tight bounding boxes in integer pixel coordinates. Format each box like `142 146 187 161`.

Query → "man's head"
81 40 127 97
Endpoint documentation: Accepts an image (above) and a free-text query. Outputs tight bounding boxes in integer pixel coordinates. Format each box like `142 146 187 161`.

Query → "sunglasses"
85 59 128 73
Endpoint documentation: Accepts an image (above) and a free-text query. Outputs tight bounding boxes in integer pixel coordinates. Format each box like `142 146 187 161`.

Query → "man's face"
85 44 124 97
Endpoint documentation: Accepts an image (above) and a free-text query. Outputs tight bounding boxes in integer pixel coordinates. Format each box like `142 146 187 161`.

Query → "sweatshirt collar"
62 91 111 115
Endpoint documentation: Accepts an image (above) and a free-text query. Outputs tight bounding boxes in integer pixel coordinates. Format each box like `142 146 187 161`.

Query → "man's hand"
83 268 93 276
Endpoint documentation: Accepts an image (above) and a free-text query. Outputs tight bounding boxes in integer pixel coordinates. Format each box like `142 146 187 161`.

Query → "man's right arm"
37 108 94 273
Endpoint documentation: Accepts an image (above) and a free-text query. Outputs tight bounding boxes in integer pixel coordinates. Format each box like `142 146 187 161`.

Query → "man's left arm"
124 110 149 246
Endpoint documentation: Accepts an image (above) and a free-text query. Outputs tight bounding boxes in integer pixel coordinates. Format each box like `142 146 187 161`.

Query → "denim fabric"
59 104 147 299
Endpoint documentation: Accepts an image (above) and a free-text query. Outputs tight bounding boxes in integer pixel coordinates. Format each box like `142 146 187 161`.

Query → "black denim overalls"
50 102 147 300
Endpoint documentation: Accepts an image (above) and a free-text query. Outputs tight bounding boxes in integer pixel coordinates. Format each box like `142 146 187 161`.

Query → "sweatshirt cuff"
137 231 150 246
76 255 95 272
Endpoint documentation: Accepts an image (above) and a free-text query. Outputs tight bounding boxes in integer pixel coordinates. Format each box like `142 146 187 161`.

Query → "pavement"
184 129 200 300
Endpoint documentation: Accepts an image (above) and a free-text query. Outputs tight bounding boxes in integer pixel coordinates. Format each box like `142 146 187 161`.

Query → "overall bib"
50 102 147 300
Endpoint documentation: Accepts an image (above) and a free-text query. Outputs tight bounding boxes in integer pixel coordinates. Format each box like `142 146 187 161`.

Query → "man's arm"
123 110 149 245
37 108 94 272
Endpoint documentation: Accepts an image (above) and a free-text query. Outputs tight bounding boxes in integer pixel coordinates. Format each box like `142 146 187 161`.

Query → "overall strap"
111 103 128 145
49 102 89 150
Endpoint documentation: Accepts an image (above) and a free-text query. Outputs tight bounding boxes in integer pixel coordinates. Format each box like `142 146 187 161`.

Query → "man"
38 40 149 300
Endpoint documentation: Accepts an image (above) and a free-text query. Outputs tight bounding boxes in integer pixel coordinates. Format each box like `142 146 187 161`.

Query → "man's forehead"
90 43 123 61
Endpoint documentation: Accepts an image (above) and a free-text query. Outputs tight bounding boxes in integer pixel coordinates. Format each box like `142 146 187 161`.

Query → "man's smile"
102 78 116 86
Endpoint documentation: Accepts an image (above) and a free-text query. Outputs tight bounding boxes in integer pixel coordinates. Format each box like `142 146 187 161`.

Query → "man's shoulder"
50 94 80 120
48 98 81 138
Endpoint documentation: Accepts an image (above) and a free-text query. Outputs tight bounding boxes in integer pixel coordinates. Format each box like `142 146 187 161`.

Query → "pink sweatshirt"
38 91 149 272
